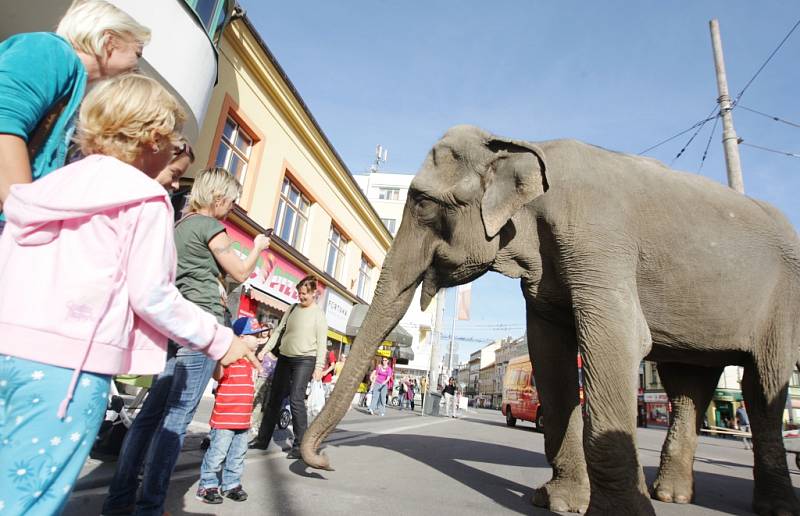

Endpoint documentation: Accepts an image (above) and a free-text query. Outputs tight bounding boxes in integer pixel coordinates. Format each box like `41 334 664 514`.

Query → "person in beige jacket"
249 275 328 458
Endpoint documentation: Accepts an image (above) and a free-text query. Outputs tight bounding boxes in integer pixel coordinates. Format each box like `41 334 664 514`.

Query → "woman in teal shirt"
0 0 150 233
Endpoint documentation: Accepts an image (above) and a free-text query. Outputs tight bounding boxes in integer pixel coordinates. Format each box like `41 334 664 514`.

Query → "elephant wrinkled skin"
302 125 800 516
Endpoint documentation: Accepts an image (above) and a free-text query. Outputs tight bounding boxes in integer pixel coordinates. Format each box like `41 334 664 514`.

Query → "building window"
357 256 373 300
214 116 252 186
325 226 347 279
184 0 231 42
274 178 310 249
378 187 400 200
380 218 397 234
792 368 800 388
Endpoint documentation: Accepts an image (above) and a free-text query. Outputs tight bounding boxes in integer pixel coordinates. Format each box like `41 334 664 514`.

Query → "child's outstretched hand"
220 336 262 372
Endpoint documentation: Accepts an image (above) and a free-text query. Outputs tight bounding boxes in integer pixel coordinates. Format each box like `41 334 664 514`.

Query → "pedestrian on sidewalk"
420 375 429 411
369 357 393 416
0 74 259 516
249 275 328 459
103 168 268 516
0 0 150 236
321 346 337 399
196 317 264 505
443 377 457 418
408 378 416 411
737 404 751 450
397 375 407 410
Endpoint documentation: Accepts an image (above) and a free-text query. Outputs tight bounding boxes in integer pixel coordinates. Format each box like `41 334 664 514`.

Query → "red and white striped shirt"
210 359 255 430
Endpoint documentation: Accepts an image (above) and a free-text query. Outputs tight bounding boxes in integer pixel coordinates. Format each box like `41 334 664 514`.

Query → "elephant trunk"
301 216 431 469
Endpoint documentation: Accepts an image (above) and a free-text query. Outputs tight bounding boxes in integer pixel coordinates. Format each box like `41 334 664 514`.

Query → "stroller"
90 375 151 461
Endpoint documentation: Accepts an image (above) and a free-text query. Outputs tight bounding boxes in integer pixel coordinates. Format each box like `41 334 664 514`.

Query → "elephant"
301 125 800 516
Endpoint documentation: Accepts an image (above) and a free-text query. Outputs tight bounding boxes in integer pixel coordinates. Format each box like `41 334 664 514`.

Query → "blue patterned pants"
0 355 110 515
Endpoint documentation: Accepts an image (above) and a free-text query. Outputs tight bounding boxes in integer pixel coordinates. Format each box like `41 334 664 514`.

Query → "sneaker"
223 486 248 502
368 409 374 415
196 487 223 504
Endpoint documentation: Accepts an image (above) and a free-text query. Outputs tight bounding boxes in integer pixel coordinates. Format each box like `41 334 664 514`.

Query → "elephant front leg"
575 286 655 516
652 363 722 504
528 312 590 513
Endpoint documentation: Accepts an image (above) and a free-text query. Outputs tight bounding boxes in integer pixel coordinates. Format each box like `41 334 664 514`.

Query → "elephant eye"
411 194 439 221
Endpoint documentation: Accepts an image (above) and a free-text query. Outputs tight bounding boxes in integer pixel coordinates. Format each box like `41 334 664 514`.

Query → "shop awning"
392 346 414 362
346 304 413 348
246 286 290 312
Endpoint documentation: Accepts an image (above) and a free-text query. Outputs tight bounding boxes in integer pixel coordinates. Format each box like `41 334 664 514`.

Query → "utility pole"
422 289 446 416
709 19 745 194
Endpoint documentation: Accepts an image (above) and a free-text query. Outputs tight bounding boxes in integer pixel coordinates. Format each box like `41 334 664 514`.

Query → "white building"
354 171 438 376
1 0 231 140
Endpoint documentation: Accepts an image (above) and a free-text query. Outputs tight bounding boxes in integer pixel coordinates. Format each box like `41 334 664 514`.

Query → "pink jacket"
0 155 232 415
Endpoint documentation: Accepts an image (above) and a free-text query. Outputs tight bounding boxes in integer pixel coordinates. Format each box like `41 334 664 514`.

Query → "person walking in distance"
196 317 263 505
737 403 752 450
420 375 429 411
369 358 393 416
249 275 328 459
443 377 457 418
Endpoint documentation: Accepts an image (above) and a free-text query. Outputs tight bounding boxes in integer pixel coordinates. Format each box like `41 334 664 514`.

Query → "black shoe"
196 487 223 504
248 438 268 450
224 486 249 502
286 449 301 460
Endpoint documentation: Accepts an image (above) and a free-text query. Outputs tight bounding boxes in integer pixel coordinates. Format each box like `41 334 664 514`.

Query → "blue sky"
242 2 799 362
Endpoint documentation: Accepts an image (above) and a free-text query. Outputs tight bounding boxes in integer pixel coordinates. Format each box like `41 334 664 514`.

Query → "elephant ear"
480 137 548 238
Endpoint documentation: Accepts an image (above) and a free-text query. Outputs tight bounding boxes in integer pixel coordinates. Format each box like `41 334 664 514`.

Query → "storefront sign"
325 289 353 334
644 392 668 403
223 222 325 305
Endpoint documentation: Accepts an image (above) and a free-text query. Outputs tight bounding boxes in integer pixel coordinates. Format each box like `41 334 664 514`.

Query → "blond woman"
0 0 150 233
0 73 259 515
104 168 269 514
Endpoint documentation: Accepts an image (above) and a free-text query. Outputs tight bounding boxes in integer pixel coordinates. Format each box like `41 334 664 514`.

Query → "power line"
736 105 800 129
638 109 718 155
740 141 800 158
733 17 800 106
698 113 720 171
670 106 719 165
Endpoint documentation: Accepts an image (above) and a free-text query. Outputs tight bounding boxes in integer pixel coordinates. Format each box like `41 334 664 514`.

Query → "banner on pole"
456 283 472 320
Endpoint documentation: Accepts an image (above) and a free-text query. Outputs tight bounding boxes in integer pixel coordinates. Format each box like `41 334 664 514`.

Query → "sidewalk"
71 402 450 495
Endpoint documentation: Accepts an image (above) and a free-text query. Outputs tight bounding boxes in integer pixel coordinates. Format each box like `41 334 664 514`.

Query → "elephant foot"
532 479 590 513
586 492 656 516
651 470 693 504
753 489 800 516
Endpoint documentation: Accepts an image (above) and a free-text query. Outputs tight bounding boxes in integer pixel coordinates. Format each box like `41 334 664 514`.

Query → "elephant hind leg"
741 356 800 516
652 363 722 504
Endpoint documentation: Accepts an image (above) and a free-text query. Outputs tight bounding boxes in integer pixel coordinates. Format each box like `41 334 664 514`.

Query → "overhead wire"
736 105 800 129
739 142 800 158
732 18 800 106
698 113 720 171
669 105 720 165
638 109 717 155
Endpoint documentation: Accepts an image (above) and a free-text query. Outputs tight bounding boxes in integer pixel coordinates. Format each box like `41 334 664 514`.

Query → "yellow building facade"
188 15 391 351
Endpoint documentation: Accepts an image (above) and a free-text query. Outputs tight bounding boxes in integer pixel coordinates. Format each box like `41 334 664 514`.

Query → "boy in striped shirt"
196 317 266 504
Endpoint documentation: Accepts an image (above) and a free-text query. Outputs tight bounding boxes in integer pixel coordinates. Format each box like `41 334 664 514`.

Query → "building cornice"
224 16 392 252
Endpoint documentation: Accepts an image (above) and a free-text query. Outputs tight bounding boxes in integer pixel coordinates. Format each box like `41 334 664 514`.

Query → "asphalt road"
66 405 800 515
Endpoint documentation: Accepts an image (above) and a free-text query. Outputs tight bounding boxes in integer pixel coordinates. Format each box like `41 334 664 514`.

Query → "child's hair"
297 275 318 292
56 0 151 57
173 136 195 163
76 73 185 163
187 167 242 212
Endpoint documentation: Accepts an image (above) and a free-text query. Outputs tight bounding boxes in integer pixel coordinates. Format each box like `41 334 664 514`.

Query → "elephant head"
301 125 548 468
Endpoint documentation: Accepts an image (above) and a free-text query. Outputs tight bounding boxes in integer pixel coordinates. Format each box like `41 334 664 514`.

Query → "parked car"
501 356 543 431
